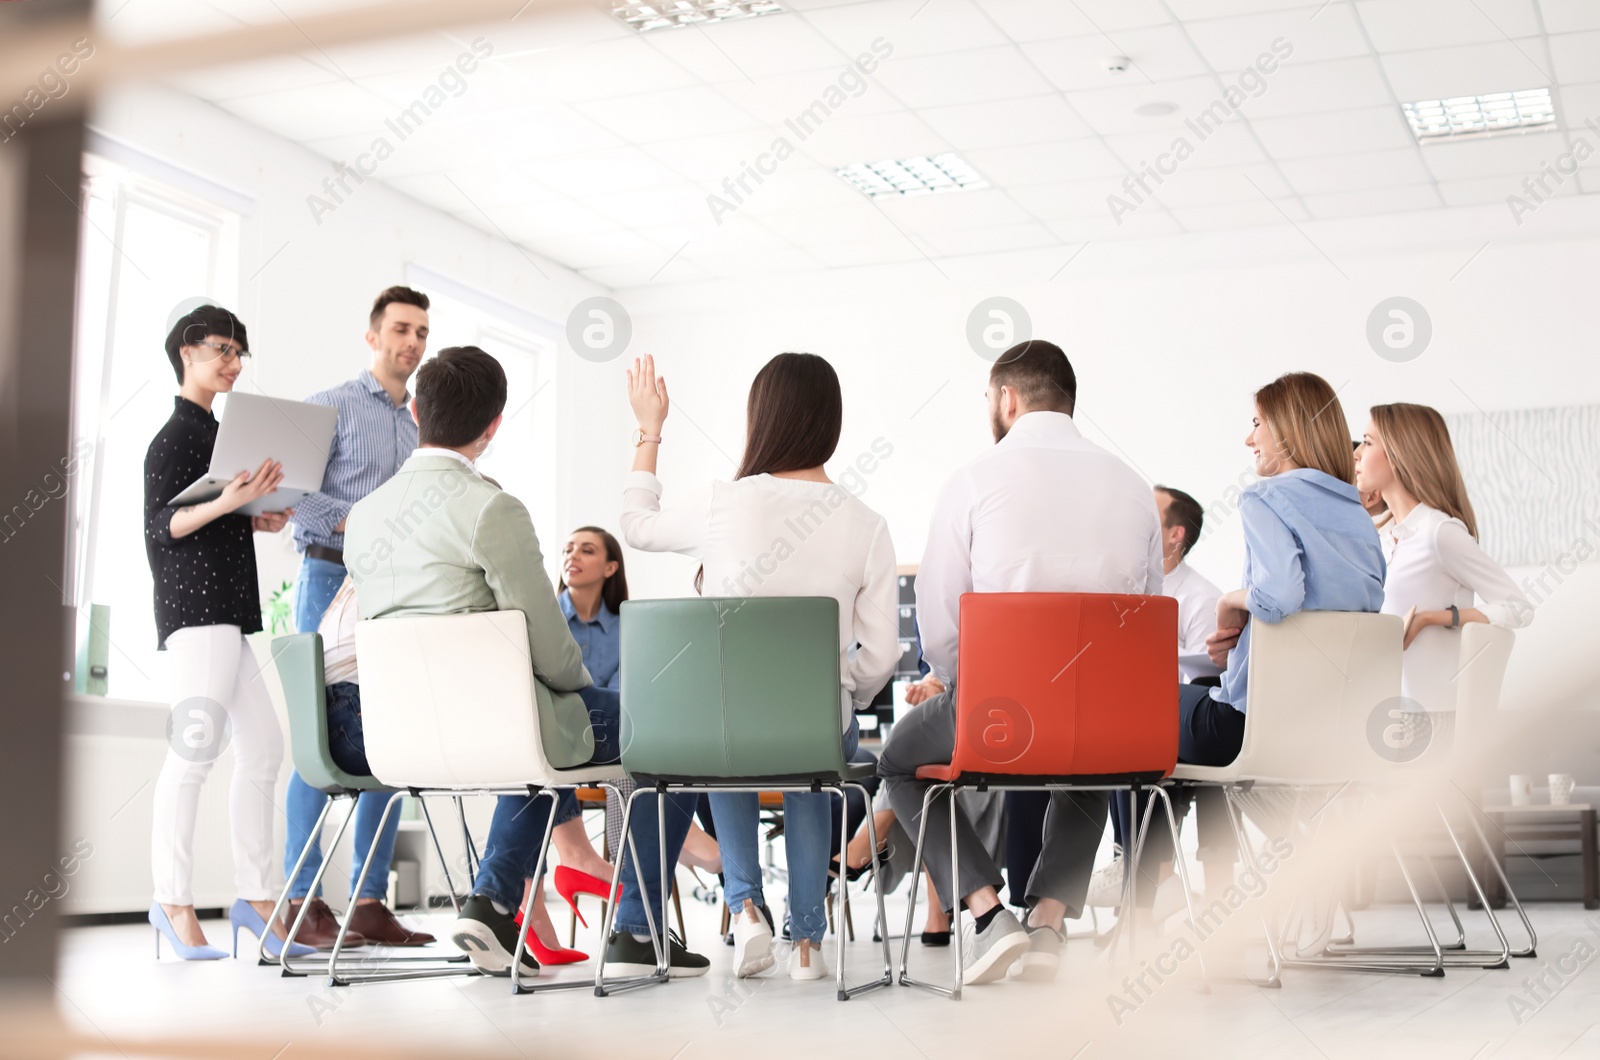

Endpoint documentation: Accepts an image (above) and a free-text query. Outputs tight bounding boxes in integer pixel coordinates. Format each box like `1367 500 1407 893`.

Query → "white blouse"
1164 561 1223 682
1379 502 1531 712
621 470 899 731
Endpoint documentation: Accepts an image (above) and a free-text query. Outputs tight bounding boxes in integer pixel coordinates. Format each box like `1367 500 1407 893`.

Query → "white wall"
570 194 1600 610
88 85 609 598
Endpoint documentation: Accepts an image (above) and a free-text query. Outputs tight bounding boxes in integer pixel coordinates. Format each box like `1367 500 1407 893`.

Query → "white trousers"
151 625 283 905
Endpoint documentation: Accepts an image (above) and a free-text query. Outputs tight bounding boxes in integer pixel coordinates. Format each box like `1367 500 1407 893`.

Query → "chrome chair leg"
1456 795 1538 958
261 795 340 966
948 785 963 1001
897 782 957 997
417 796 464 915
847 781 894 999
279 802 358 976
594 785 670 996
1222 786 1282 988
1153 785 1208 989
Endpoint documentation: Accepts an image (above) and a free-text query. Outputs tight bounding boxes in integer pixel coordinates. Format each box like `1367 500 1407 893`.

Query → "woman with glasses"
143 305 309 961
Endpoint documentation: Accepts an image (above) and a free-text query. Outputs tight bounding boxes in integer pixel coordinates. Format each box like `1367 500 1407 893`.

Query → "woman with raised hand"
1356 403 1532 718
143 305 311 961
620 353 898 982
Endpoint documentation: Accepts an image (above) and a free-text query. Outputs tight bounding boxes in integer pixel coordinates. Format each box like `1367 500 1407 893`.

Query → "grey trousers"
878 686 1108 919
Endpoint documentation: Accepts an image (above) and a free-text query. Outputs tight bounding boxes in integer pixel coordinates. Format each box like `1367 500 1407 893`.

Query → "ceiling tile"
792 110 951 165
573 86 767 143
805 238 928 268
581 257 711 288
801 0 1011 58
219 82 395 141
313 32 483 81
1169 199 1310 231
871 45 1056 107
1105 121 1268 169
1278 147 1434 193
1557 81 1600 128
488 199 621 240
1022 26 1210 91
1417 130 1567 179
1437 174 1576 206
1066 75 1243 134
645 130 800 182
1540 0 1600 33
391 166 562 211
1184 5 1370 71
1381 40 1557 102
680 213 795 253
642 13 847 79
1043 210 1185 241
1247 57 1395 117
870 186 1037 230
520 229 678 269
475 106 626 159
918 95 1094 150
1249 105 1415 159
1008 177 1144 220
684 245 830 277
1148 163 1293 207
497 37 701 102
919 221 1060 256
979 0 1173 40
711 163 868 215
716 66 905 129
580 182 724 228
524 147 685 197
1354 0 1542 51
964 139 1129 184
1549 31 1600 83
1300 183 1443 218
1164 0 1320 18
757 203 884 243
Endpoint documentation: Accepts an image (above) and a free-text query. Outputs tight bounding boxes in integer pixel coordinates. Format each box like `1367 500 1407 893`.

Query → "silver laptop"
167 392 338 517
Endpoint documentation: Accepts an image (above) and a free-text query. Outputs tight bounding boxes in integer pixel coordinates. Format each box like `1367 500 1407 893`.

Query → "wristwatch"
631 428 662 447
1447 604 1460 629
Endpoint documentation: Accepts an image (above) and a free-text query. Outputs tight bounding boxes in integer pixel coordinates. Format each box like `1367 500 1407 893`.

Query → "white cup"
1509 774 1534 806
1549 773 1576 806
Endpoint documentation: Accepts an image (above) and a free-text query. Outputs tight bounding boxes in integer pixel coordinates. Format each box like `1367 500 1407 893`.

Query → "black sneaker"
603 929 709 979
450 895 539 977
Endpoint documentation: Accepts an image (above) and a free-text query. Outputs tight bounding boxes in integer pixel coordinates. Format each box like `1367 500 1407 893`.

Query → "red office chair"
900 592 1194 998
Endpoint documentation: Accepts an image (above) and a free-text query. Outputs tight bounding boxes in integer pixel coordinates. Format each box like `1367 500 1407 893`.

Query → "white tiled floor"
51 884 1600 1059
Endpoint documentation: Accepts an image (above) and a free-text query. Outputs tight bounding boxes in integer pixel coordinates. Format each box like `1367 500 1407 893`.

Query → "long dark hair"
557 526 629 616
733 352 842 479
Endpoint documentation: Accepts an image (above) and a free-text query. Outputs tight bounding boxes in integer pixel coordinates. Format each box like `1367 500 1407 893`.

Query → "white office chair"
1322 624 1535 970
351 610 646 995
1172 610 1409 986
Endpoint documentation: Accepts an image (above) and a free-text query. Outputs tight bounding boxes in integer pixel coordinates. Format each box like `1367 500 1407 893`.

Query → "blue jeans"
706 720 860 945
472 685 620 911
285 556 402 902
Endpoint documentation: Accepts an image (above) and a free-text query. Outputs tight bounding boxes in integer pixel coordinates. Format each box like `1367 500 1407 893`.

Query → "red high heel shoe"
553 865 623 928
512 909 587 965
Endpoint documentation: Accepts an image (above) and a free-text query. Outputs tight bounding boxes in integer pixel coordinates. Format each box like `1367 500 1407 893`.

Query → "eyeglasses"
191 339 250 363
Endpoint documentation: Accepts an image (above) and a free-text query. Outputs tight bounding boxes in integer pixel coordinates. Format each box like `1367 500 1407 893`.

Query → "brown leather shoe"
285 897 368 951
345 901 436 947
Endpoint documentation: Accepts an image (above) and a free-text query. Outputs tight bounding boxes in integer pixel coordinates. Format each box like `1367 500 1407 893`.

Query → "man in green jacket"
346 344 706 978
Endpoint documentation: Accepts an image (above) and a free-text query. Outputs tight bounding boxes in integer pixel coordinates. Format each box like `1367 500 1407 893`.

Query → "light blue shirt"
1218 468 1386 713
293 370 417 553
559 589 621 691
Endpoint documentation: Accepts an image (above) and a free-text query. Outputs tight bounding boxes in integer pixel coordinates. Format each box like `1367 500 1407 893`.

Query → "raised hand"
626 355 669 435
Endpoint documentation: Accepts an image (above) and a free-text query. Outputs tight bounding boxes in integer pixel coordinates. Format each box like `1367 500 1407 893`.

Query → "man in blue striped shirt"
283 285 432 950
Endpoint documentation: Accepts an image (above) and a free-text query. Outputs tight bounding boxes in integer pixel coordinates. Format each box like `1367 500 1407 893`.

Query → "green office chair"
596 597 893 1001
264 633 468 981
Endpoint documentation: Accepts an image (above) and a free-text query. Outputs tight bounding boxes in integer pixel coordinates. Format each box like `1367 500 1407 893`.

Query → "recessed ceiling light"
612 0 784 33
1135 101 1178 118
836 154 988 198
1401 88 1555 141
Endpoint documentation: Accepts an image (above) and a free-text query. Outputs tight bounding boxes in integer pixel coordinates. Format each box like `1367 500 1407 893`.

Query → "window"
404 268 562 581
69 155 240 702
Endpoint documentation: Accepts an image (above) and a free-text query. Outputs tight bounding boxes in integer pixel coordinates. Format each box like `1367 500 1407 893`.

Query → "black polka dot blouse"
144 396 262 648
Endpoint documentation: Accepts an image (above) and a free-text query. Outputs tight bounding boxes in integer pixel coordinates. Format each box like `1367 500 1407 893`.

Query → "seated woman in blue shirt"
1120 372 1385 903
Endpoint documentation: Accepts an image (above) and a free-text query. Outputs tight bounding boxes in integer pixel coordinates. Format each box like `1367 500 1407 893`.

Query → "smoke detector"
1104 55 1133 74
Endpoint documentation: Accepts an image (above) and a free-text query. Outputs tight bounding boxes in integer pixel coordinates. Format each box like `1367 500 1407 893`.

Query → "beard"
990 405 1009 443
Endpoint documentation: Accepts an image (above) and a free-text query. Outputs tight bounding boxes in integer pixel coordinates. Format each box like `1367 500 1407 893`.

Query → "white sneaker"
788 943 827 981
731 912 775 978
1085 846 1125 908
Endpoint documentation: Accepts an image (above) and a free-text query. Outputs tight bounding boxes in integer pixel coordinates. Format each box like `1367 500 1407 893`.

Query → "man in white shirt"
1154 486 1223 682
878 340 1163 986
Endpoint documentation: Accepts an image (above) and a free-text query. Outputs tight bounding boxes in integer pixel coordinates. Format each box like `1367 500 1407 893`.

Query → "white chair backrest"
1239 610 1403 784
355 610 558 788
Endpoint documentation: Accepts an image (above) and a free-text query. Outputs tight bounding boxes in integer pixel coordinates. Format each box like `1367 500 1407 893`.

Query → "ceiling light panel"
1402 88 1556 141
613 1 783 33
836 154 988 198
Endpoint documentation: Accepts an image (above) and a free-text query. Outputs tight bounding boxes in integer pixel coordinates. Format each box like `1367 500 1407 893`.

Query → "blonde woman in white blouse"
1355 403 1532 716
621 352 898 983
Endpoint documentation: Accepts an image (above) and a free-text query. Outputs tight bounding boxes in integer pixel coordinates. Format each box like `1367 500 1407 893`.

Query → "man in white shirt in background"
877 339 1163 987
1154 485 1223 683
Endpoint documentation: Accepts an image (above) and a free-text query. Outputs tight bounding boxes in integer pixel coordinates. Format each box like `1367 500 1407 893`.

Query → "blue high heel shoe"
229 898 316 959
149 903 227 960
